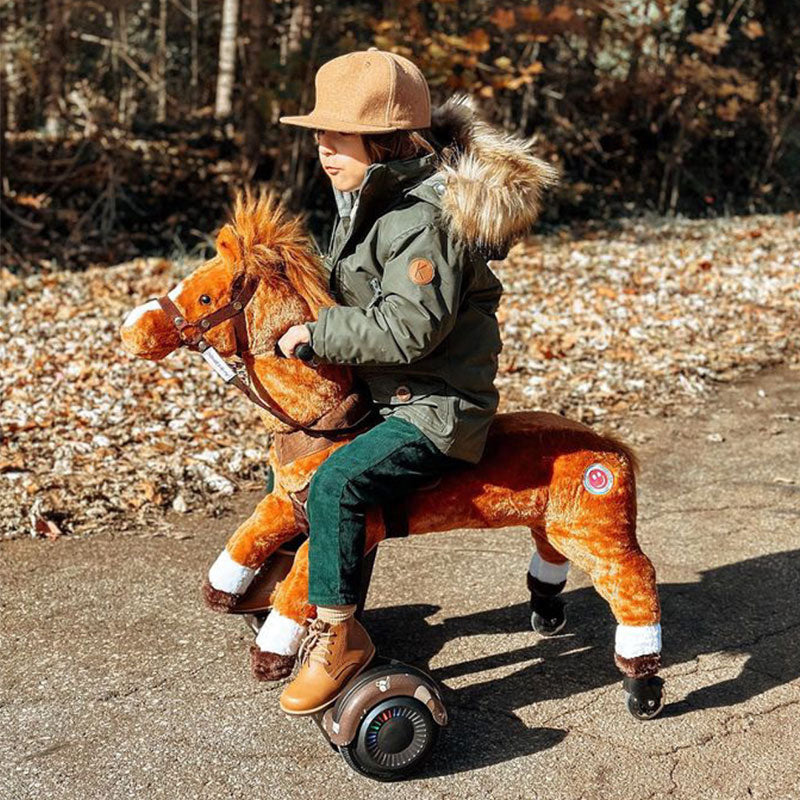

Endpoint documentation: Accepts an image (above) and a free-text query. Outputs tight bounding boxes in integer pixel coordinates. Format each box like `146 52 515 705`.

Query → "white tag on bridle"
201 346 237 383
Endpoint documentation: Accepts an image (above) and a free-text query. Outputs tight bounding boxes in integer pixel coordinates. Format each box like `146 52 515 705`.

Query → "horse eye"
199 294 212 305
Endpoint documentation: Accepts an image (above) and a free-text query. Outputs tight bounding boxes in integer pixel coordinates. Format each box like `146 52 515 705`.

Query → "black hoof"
623 675 665 720
530 595 566 636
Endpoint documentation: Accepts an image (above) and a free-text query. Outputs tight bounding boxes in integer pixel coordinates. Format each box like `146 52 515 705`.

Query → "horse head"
120 189 334 362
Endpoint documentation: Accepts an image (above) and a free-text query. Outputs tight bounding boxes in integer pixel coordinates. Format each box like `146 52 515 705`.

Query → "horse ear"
216 224 242 267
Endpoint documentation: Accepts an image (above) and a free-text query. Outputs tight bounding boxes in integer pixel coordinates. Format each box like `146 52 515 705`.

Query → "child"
275 47 555 714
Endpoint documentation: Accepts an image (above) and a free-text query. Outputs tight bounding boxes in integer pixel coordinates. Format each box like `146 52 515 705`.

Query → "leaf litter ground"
2 212 798 539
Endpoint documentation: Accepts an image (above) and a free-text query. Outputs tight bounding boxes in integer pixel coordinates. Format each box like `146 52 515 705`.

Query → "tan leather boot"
279 616 376 715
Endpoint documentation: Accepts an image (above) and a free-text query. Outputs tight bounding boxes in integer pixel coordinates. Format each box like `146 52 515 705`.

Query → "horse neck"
242 346 355 433
240 277 355 430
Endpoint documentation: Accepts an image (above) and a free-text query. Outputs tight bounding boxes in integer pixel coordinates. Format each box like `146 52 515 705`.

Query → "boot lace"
297 618 337 668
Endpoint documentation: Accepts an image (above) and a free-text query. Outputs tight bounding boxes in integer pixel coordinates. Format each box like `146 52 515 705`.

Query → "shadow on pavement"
362 549 800 775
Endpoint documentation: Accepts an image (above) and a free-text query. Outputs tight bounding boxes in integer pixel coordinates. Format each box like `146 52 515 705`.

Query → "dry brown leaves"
1 257 267 540
492 213 800 425
2 213 798 540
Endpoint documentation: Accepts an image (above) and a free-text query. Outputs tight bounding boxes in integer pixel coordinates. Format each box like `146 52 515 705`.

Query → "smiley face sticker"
583 463 614 495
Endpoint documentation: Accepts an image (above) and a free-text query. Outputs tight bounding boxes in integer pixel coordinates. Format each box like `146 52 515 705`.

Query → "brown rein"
155 277 376 439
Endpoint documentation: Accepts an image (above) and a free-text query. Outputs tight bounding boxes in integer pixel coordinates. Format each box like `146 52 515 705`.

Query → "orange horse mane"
228 188 335 320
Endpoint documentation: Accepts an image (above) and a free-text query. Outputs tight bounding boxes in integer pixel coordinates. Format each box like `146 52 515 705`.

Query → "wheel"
624 675 665 720
530 595 566 635
241 613 267 636
338 696 439 781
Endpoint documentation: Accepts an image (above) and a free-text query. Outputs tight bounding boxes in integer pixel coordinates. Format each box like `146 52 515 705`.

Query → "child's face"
315 129 371 192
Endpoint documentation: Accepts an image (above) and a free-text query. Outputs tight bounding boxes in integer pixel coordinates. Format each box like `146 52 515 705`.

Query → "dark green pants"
306 415 464 606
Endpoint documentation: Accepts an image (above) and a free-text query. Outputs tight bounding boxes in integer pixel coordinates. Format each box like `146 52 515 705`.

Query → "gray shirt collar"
333 183 362 232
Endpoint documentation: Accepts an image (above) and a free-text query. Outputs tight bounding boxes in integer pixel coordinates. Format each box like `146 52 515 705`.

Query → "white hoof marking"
529 552 570 585
255 611 306 656
207 549 255 595
616 622 662 659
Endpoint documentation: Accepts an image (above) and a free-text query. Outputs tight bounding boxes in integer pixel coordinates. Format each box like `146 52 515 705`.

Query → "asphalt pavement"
2 365 799 800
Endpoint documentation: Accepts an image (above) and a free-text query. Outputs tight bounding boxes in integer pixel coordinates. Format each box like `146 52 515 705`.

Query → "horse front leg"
250 538 313 680
203 492 298 611
251 507 386 681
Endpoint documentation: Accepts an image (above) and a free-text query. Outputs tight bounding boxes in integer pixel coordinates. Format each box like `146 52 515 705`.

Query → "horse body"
120 188 662 704
245 408 658 679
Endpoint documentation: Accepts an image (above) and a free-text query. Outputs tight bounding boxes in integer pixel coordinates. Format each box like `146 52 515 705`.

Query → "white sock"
529 552 570 585
316 604 357 625
207 549 255 595
615 623 662 658
255 611 307 655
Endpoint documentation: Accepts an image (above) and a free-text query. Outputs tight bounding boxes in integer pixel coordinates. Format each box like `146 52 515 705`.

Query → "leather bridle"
154 276 376 438
156 273 259 356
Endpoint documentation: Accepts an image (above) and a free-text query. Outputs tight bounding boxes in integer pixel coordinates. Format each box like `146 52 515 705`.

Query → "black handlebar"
294 343 315 362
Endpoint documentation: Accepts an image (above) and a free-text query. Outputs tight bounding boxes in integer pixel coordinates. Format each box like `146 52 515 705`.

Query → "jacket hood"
427 92 559 255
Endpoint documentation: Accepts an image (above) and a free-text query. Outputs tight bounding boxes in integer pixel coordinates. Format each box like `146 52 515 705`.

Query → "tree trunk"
190 0 199 109
215 0 240 119
1 11 16 135
43 0 67 137
243 0 266 177
280 0 312 66
155 0 167 122
116 6 132 125
0 43 9 194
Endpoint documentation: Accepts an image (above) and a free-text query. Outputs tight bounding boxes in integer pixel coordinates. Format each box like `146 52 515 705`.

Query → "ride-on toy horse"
120 191 665 738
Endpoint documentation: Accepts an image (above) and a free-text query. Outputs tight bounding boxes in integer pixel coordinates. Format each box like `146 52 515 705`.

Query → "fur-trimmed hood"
429 92 559 254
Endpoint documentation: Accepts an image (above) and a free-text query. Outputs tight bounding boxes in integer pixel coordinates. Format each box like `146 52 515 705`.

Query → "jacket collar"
329 153 438 260
421 93 558 255
359 152 438 204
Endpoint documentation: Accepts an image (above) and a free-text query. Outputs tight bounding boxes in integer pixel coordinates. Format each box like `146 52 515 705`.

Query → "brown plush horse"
121 191 664 719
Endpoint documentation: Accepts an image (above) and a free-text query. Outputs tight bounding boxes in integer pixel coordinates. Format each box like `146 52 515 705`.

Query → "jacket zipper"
367 277 383 309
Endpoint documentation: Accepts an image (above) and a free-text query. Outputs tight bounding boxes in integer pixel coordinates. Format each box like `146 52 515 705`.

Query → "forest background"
1 0 798 274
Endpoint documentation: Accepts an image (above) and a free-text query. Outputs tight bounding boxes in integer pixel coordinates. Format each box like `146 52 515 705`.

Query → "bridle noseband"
154 277 375 438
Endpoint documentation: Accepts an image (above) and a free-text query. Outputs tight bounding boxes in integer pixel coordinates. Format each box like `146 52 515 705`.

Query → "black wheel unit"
338 696 439 781
314 658 447 781
623 675 666 720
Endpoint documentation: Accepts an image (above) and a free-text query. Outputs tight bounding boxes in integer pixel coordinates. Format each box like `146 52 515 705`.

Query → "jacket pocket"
362 374 454 435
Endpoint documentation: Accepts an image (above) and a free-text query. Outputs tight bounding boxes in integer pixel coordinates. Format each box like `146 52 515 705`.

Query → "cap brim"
278 113 398 134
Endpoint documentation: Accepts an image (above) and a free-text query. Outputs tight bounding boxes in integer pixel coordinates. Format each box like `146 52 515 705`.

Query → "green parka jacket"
306 94 556 463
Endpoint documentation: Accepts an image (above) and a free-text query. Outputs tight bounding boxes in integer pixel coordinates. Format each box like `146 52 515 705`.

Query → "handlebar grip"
294 343 315 362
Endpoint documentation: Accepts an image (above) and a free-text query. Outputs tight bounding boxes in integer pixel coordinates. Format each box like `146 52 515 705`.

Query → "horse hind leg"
528 532 570 635
600 547 665 720
550 520 665 719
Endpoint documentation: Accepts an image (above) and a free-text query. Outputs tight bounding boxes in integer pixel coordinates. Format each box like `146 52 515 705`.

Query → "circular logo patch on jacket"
408 258 435 285
583 463 613 495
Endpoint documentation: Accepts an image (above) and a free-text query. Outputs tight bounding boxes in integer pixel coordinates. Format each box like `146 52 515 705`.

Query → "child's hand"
277 324 311 358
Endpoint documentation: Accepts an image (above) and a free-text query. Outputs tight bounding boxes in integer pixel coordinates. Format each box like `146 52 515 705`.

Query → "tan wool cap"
279 47 431 134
